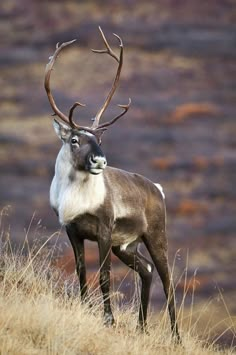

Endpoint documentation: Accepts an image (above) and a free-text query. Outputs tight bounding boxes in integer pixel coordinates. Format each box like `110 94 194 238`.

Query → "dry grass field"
0 214 235 354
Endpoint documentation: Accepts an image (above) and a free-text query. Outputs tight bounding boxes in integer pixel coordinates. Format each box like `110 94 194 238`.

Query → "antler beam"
44 41 93 132
91 27 131 130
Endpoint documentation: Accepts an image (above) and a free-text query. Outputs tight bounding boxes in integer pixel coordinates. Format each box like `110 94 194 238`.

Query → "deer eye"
71 137 79 145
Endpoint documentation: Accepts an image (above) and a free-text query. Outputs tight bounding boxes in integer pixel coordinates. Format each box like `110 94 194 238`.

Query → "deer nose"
90 155 107 170
94 155 107 168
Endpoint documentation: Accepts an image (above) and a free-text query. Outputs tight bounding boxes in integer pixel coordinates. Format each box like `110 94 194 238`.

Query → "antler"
44 41 93 132
45 28 131 135
91 27 131 130
97 99 131 129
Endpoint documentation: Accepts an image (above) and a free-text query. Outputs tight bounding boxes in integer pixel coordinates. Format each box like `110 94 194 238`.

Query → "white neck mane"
50 145 106 225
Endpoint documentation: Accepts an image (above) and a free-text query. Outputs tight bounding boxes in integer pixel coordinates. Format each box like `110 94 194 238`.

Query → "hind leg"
144 232 181 343
112 242 154 330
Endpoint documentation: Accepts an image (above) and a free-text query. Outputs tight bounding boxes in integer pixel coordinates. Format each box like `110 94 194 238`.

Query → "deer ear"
53 119 71 141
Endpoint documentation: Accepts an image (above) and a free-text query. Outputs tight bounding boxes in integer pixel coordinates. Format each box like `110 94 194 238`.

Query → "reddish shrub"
168 102 219 124
193 156 224 170
176 199 208 216
150 157 176 170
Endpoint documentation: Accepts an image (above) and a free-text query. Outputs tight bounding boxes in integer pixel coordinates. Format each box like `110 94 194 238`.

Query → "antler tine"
68 102 86 128
45 40 77 126
91 26 121 63
91 27 123 129
97 98 131 129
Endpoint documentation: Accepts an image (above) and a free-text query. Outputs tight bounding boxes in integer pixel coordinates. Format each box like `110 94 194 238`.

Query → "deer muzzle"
88 155 107 175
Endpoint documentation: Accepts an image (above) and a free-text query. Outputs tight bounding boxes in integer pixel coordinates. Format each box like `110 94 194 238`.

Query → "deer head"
44 27 131 175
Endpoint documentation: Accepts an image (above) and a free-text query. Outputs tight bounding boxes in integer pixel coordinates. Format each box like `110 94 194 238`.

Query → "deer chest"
50 170 106 226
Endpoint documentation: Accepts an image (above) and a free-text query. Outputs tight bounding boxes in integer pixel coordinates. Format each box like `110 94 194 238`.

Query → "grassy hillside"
0 227 235 354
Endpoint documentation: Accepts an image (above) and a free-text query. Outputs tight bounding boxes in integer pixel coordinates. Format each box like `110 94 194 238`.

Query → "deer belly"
111 216 146 247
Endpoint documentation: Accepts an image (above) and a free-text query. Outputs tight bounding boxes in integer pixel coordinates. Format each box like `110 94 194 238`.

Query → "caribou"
45 27 180 342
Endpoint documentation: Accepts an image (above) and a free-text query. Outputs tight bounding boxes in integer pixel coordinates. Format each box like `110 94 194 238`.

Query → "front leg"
98 233 114 326
66 223 88 301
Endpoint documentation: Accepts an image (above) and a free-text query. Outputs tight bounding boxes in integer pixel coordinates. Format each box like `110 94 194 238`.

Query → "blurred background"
0 0 235 345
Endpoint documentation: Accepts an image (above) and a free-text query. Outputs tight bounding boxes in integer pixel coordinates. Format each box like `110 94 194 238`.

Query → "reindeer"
44 27 180 342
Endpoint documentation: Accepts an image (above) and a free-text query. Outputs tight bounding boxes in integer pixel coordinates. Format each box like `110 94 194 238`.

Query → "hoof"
136 321 149 334
104 313 115 327
174 333 182 345
172 330 182 345
81 294 93 308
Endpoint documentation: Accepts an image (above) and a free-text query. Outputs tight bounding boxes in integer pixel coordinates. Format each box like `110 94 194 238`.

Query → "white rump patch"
147 264 152 273
120 242 130 251
154 183 165 199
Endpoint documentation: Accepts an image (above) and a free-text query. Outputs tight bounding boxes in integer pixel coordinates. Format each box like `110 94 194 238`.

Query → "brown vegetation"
168 103 220 124
150 157 177 170
175 199 208 216
193 156 224 170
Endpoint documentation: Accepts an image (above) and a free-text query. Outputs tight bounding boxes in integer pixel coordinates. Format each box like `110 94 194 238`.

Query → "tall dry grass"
0 214 235 354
